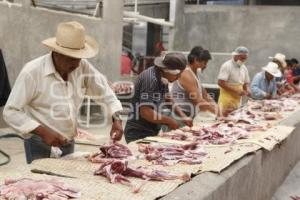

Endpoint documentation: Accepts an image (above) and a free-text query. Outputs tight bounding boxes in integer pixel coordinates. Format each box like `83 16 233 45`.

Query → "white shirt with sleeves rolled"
3 53 122 140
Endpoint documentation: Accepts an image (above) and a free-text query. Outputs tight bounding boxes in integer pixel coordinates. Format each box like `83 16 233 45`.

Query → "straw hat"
42 21 99 59
262 62 282 77
268 53 287 68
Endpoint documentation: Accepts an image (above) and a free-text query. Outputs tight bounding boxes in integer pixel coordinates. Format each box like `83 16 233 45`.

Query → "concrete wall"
171 5 300 84
0 1 123 85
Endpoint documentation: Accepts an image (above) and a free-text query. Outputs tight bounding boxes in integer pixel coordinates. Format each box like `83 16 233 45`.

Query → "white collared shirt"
3 53 122 140
218 59 250 84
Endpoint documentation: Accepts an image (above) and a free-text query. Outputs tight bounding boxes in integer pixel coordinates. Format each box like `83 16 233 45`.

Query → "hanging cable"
0 133 24 166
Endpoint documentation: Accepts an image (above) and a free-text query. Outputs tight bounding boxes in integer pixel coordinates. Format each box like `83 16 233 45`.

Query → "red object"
287 69 293 84
121 54 132 75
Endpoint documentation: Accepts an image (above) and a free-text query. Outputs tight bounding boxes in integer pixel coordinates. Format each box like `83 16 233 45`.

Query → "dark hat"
291 58 299 64
154 52 187 70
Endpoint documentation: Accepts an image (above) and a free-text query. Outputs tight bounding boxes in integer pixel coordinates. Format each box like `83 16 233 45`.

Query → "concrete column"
168 0 185 51
101 0 124 81
103 0 124 22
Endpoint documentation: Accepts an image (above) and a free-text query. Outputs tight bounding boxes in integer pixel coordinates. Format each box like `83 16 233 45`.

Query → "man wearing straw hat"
217 46 251 116
250 62 281 100
3 21 123 163
269 53 287 76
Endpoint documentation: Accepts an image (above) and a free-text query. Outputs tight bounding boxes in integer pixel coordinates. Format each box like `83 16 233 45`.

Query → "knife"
31 169 76 178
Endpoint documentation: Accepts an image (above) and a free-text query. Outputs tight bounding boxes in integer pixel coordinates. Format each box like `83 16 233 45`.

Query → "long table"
161 109 300 200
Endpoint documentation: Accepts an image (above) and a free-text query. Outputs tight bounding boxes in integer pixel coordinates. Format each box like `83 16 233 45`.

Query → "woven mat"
30 158 187 200
130 125 294 173
200 143 260 173
236 125 295 151
0 171 182 200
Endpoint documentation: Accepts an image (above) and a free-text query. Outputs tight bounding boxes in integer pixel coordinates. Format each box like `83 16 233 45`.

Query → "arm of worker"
243 83 251 96
289 82 299 92
293 75 300 83
243 70 251 96
83 61 123 141
3 71 67 146
249 74 267 100
165 94 193 127
179 72 218 115
139 106 180 130
271 82 278 99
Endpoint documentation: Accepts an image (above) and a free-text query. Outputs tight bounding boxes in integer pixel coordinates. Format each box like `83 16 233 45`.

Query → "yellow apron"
218 83 243 115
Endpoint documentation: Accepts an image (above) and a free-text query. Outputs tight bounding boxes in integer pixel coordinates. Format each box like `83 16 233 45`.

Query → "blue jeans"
24 135 74 164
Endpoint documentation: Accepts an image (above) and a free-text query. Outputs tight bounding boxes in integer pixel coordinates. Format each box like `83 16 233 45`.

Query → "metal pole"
134 0 138 13
123 11 174 27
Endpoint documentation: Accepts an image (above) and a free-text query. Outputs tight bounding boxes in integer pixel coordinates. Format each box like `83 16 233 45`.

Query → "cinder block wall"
0 1 123 84
171 5 300 84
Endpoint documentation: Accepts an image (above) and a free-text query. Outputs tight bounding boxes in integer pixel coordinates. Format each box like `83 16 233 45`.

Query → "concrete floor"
272 161 300 200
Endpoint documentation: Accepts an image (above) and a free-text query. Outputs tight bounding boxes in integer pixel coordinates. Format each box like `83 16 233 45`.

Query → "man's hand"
245 89 251 97
166 118 180 130
237 90 247 96
110 120 123 142
182 117 193 127
265 93 273 99
34 126 68 147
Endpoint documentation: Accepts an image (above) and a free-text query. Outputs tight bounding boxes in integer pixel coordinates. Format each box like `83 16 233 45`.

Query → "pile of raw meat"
138 142 207 165
248 98 298 113
159 122 260 145
94 160 190 193
224 104 283 122
0 178 80 200
88 143 133 163
111 82 134 95
290 93 300 103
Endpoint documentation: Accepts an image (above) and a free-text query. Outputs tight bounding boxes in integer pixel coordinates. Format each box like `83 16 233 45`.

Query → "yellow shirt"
3 53 122 140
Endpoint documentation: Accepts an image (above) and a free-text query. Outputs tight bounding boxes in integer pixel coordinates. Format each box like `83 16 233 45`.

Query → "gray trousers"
24 135 74 164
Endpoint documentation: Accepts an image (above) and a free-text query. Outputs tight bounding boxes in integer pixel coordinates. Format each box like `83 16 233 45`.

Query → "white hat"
268 53 287 68
232 46 249 56
42 21 99 59
262 62 282 77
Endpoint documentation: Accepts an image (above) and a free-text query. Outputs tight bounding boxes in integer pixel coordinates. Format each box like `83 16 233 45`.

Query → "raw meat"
75 129 96 141
138 142 207 165
0 178 80 200
291 196 300 200
94 160 190 193
249 98 298 113
263 113 282 120
111 82 134 94
160 122 255 145
88 143 133 163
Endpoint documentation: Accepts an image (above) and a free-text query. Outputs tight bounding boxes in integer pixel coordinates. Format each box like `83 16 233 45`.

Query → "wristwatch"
112 111 122 122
